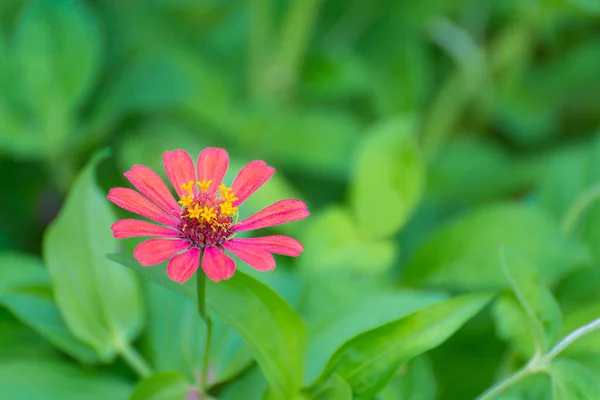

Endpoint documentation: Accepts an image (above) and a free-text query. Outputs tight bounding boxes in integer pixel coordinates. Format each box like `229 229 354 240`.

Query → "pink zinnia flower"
107 148 309 283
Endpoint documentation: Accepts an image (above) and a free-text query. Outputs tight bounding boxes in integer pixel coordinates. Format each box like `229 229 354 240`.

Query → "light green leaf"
300 206 398 274
552 359 600 400
492 250 562 358
0 358 132 399
109 253 307 400
308 374 352 400
378 356 437 400
313 293 492 398
305 290 447 383
0 252 50 293
403 204 590 291
130 371 192 400
351 117 424 239
43 152 144 361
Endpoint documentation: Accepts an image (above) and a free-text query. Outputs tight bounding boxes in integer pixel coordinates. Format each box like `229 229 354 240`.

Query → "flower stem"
120 343 152 379
477 362 539 400
197 271 212 388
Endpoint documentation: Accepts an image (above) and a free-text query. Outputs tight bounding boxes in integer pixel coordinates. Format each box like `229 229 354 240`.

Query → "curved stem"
477 364 537 400
120 343 152 378
562 182 600 234
544 317 600 362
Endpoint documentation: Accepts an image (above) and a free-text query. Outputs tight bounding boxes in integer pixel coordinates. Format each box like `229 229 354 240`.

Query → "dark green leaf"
43 152 144 361
109 253 307 399
313 293 492 398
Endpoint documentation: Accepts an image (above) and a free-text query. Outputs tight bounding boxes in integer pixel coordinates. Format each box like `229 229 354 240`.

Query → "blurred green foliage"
1 0 600 399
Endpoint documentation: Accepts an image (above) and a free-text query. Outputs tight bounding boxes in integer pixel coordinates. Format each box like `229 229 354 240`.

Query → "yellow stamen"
219 202 238 216
200 206 216 223
197 179 212 192
187 204 202 219
180 180 195 194
178 195 193 208
218 184 238 202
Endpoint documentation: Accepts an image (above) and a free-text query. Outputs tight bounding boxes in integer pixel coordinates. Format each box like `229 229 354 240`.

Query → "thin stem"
197 272 212 388
477 363 538 400
544 317 600 362
120 343 152 379
561 182 600 234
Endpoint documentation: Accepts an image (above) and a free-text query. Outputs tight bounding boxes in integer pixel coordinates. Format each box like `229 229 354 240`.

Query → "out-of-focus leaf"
378 356 437 400
312 293 492 398
219 365 268 400
0 253 99 363
130 371 193 400
351 118 424 239
109 253 307 400
307 374 352 400
235 107 361 179
305 290 447 383
492 251 562 358
552 359 600 400
403 204 590 291
0 358 132 399
0 314 56 361
143 281 252 384
300 206 397 275
43 152 144 361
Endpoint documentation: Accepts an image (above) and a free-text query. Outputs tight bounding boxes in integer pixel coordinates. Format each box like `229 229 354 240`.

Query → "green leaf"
0 358 132 399
312 293 492 398
403 204 590 291
300 206 398 274
109 253 307 400
351 117 425 238
0 252 99 363
130 371 192 400
491 249 562 358
13 0 100 154
378 356 437 400
305 290 447 382
552 359 600 400
43 152 144 361
308 374 352 400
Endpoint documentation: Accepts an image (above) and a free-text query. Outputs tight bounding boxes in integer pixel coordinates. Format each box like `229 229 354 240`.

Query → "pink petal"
202 247 236 282
108 188 180 227
234 199 309 232
222 240 276 272
167 247 201 283
134 239 190 266
163 150 197 197
197 148 229 194
124 165 180 217
226 236 304 256
230 160 275 207
111 219 181 239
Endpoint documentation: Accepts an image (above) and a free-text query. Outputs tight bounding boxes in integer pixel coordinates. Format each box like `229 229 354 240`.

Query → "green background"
1 0 600 399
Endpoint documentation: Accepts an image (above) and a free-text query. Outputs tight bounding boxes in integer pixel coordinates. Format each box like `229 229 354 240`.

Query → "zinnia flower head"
107 148 309 283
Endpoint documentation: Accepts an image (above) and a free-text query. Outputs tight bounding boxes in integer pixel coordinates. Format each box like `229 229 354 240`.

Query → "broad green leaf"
307 374 352 400
300 207 398 274
220 366 268 400
143 281 252 384
0 358 132 399
43 152 144 361
378 356 437 400
492 250 562 358
0 253 50 293
0 315 56 361
403 204 590 291
109 253 307 400
313 293 492 398
305 290 447 382
552 359 600 400
131 371 192 400
351 118 424 238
